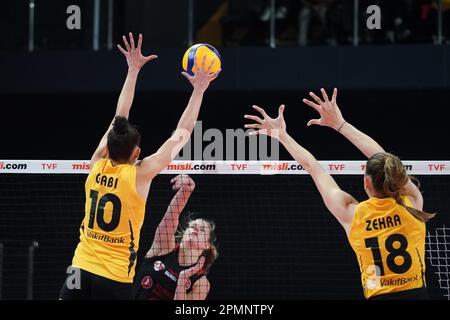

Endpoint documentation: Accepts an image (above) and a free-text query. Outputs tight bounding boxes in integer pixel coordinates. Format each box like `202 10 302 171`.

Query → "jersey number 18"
365 233 412 275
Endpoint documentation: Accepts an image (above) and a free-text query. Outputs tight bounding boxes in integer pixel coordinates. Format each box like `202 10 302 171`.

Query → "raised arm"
244 105 358 235
137 56 220 180
146 175 195 258
303 88 423 210
90 33 158 168
303 88 384 158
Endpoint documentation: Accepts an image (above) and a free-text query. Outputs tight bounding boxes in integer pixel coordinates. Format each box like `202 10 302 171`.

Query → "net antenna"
427 225 450 300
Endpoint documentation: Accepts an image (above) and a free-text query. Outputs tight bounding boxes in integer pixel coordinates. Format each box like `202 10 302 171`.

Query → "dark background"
1 86 449 161
1 0 450 300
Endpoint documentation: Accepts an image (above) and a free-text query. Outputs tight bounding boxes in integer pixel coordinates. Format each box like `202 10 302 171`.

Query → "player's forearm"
279 131 322 174
167 189 192 215
115 69 139 118
175 89 204 135
279 131 343 213
339 122 385 158
174 275 188 300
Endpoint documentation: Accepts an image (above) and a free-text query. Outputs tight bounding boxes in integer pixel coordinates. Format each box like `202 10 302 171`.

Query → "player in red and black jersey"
134 174 218 300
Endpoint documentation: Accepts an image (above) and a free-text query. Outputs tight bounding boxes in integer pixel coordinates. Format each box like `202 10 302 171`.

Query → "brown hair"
176 215 218 273
365 152 436 223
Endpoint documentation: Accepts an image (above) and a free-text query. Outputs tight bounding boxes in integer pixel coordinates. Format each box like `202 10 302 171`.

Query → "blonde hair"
365 152 436 223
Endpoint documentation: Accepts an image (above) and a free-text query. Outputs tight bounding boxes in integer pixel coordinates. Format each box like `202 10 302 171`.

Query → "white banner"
1 160 450 175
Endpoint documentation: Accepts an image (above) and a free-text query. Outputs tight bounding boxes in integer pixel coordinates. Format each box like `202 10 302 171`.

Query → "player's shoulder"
194 275 210 286
88 157 107 173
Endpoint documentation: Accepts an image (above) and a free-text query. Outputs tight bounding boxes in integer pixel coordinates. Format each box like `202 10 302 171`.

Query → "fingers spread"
122 35 131 51
117 44 127 55
194 55 200 73
144 55 158 62
129 32 135 49
320 88 330 103
309 91 322 105
137 33 142 50
244 124 262 129
181 71 192 80
252 105 268 118
303 98 320 111
307 119 321 126
244 114 264 123
209 69 221 79
201 54 207 71
332 87 338 103
278 104 285 118
206 57 216 73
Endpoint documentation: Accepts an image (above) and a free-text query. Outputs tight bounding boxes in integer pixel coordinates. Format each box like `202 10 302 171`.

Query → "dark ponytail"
112 116 129 135
107 116 141 163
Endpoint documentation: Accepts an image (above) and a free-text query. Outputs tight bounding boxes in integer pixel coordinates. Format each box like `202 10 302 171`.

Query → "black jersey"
134 246 206 300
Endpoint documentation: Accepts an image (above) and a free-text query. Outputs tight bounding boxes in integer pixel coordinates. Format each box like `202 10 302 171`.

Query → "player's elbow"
172 128 192 145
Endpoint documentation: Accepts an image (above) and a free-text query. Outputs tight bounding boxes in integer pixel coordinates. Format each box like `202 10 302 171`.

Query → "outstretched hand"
302 88 345 131
182 55 221 93
244 104 287 138
117 32 158 72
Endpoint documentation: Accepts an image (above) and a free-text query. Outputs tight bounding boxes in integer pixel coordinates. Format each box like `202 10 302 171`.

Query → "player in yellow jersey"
245 88 435 300
59 33 220 300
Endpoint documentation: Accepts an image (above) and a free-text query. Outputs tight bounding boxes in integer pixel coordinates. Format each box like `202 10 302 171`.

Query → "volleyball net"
0 160 449 299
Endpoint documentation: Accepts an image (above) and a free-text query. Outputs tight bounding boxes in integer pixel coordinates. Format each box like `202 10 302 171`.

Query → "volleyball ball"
182 44 222 80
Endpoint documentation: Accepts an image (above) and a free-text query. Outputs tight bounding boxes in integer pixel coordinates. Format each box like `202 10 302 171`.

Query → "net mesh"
0 171 449 299
426 226 450 300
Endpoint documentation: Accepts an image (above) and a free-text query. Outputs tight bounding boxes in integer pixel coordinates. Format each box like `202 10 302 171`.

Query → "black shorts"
59 266 133 300
369 287 430 300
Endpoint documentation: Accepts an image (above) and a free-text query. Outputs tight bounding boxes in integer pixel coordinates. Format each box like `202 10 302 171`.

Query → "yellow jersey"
349 196 426 299
72 159 146 283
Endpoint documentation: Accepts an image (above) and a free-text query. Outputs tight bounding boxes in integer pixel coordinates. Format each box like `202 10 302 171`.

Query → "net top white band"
1 160 450 175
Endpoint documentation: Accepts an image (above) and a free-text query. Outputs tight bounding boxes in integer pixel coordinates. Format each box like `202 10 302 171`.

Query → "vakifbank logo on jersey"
363 264 422 291
0 162 28 171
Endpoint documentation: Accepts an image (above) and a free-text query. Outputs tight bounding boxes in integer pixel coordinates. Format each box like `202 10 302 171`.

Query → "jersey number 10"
88 189 122 232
